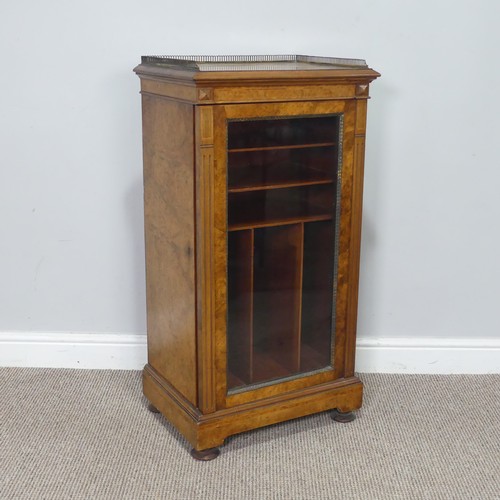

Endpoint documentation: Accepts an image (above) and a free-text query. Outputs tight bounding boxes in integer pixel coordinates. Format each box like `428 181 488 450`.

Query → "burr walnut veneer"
134 55 379 460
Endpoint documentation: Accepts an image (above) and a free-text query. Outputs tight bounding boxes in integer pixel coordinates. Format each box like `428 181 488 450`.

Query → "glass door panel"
226 115 341 391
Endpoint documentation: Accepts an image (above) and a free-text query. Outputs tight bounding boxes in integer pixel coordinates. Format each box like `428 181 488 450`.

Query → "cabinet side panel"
142 95 197 405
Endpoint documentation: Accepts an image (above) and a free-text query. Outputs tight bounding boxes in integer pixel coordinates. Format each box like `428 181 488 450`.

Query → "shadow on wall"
357 80 394 337
113 65 148 333
125 176 147 333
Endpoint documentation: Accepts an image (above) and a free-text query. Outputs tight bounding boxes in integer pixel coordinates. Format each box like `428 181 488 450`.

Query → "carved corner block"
355 84 369 97
198 88 214 102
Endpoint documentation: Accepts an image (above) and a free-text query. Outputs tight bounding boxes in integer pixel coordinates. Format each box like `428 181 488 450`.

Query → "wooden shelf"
227 115 340 151
228 184 334 232
228 142 336 153
228 144 336 193
228 160 334 193
229 179 333 193
229 213 332 231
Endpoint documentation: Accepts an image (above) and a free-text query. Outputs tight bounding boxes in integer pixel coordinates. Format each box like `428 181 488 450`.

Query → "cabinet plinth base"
143 364 363 453
331 409 356 423
190 448 220 461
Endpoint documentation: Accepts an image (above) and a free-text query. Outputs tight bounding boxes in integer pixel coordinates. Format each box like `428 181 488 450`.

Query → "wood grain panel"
344 98 369 376
355 99 368 135
199 106 214 143
345 135 366 376
222 100 345 120
332 99 356 377
195 147 217 414
212 106 230 408
213 84 355 103
193 68 380 83
141 78 198 102
143 364 200 447
142 95 197 405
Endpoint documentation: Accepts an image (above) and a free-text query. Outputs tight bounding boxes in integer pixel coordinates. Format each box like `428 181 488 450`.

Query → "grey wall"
0 0 499 343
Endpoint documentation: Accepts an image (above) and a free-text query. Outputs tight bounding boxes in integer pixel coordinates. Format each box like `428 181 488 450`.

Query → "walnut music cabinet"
134 55 379 460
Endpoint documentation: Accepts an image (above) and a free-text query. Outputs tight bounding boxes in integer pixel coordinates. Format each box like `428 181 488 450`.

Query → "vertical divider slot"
293 223 305 372
227 229 254 388
300 220 335 372
252 224 303 383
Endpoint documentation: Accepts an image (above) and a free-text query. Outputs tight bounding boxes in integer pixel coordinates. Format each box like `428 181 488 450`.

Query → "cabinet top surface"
134 55 380 84
140 55 369 72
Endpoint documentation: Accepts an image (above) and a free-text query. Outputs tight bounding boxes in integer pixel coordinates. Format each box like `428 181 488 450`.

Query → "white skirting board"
0 332 499 373
355 337 500 374
0 333 148 371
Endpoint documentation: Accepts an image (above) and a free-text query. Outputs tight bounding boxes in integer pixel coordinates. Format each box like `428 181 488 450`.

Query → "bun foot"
331 409 356 423
190 447 220 461
148 403 160 414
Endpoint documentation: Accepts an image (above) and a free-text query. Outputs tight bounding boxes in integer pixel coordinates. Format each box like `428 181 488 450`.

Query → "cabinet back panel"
142 95 197 405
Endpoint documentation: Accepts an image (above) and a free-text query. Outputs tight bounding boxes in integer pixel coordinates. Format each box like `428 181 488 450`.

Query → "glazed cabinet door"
205 100 358 410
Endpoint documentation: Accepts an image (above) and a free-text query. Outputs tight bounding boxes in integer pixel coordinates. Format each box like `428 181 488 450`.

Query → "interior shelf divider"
293 222 305 372
248 229 255 383
227 229 255 384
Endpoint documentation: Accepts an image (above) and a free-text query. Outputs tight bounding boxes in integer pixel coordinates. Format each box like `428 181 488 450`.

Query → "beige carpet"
1 369 498 500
